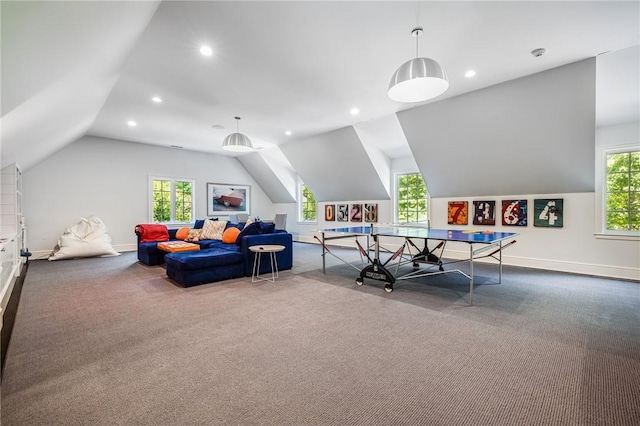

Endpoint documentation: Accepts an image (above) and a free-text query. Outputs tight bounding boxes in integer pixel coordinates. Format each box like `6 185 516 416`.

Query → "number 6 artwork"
501 200 528 226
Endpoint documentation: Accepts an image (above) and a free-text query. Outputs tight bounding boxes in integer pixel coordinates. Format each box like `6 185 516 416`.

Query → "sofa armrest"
240 232 293 276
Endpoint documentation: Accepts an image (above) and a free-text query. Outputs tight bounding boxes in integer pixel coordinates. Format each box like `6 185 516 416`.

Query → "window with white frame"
604 149 639 232
298 184 317 222
395 172 428 223
150 177 194 224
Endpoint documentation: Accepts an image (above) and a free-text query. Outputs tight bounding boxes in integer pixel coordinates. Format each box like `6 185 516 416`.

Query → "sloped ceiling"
237 149 297 203
398 59 596 198
279 126 390 202
596 45 640 128
3 1 638 173
1 1 160 170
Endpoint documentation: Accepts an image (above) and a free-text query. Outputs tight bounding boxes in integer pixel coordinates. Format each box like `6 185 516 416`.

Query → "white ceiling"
2 1 639 170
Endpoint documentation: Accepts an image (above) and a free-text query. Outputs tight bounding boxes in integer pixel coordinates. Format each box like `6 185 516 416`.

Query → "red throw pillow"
222 227 241 244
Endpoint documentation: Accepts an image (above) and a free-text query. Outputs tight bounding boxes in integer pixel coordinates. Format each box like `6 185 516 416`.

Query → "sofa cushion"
260 222 276 234
175 227 190 240
201 219 227 240
165 249 244 271
222 227 241 243
185 229 202 242
235 221 262 245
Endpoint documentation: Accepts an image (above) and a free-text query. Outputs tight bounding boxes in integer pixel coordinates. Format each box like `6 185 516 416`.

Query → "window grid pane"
153 179 171 223
301 185 317 221
605 151 640 231
151 178 194 224
175 181 193 222
397 173 428 223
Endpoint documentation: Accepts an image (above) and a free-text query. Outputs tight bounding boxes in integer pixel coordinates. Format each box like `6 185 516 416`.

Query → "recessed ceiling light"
464 70 476 78
151 96 162 103
285 130 292 136
211 124 225 129
200 45 213 56
127 120 137 127
350 107 360 116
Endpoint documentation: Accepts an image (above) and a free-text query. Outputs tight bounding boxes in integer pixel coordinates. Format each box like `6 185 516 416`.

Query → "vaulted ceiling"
2 1 638 198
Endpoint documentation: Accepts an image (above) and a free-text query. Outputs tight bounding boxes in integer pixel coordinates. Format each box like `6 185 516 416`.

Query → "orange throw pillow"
222 227 241 244
175 227 190 240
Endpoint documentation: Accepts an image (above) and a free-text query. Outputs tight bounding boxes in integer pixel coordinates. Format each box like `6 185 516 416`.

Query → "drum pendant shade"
222 117 253 152
222 132 253 152
388 27 448 103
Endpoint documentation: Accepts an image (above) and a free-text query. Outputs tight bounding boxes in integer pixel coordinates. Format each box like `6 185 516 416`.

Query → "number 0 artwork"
502 200 528 226
534 199 563 227
325 204 335 221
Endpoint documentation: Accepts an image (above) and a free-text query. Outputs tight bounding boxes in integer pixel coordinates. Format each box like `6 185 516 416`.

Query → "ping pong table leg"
499 241 503 283
469 244 474 306
322 232 326 274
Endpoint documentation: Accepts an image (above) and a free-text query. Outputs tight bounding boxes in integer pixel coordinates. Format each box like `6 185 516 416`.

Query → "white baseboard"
29 244 138 261
28 238 639 282
293 236 640 282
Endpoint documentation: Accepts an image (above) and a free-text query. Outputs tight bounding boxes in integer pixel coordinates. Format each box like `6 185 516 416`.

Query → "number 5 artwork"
534 199 563 227
501 200 528 226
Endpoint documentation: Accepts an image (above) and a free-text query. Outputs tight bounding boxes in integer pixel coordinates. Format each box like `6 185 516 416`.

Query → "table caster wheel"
413 263 419 271
439 265 444 272
356 278 363 286
384 284 393 293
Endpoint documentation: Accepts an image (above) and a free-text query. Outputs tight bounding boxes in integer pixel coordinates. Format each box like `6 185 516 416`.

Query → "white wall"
285 155 639 281
430 194 639 281
23 136 276 257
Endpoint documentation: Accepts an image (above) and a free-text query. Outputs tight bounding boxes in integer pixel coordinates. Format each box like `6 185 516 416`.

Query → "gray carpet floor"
1 242 639 425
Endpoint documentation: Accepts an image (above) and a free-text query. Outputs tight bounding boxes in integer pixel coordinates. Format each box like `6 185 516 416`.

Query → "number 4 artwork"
534 199 564 227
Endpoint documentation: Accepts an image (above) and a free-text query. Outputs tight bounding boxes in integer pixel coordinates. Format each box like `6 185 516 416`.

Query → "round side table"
249 245 285 282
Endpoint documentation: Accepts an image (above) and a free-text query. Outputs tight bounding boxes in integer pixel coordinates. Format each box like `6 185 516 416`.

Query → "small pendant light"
222 117 254 152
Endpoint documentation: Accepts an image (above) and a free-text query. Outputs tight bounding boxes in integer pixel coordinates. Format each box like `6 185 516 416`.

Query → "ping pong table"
315 225 517 305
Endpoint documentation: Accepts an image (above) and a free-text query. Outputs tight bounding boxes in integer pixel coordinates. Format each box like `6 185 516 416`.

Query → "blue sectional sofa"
135 221 293 287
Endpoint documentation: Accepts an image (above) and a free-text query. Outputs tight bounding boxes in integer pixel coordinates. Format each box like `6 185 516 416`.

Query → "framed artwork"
448 201 468 225
364 203 378 223
324 204 336 221
502 199 528 226
337 204 349 222
473 201 496 226
207 183 250 216
534 198 563 227
350 204 362 222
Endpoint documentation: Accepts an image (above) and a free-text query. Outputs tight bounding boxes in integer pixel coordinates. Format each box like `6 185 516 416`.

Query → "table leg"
252 251 261 283
322 232 326 274
469 244 474 306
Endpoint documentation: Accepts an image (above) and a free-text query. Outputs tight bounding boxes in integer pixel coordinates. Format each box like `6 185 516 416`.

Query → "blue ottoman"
165 249 245 287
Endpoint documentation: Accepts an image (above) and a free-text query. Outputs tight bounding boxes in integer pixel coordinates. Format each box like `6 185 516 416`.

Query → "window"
605 150 640 231
396 173 428 223
299 184 317 222
150 177 194 224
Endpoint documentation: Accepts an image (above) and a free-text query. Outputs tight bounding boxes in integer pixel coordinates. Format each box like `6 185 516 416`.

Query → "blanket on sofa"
136 224 169 243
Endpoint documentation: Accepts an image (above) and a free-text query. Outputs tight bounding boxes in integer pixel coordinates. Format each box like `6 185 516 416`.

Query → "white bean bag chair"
49 215 120 261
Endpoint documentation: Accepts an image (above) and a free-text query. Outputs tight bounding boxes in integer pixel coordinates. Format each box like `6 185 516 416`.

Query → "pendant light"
222 117 254 152
388 27 449 103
